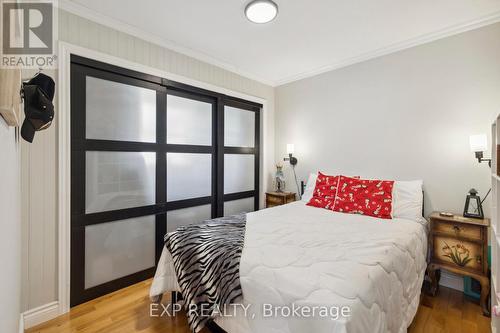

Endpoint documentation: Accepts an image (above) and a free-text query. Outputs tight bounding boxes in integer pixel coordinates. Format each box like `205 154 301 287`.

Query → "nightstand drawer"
267 195 284 205
265 192 295 208
433 235 483 272
433 220 482 241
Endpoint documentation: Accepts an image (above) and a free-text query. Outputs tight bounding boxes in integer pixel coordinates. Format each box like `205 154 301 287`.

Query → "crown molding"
56 0 275 87
57 1 500 87
274 10 500 86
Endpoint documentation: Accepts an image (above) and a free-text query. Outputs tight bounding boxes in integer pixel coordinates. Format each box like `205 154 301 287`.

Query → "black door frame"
70 55 262 306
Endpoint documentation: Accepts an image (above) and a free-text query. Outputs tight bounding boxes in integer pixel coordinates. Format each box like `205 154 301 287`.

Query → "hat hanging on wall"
20 72 55 143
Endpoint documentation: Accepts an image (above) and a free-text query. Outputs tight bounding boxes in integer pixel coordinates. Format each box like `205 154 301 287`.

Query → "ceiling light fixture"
245 0 278 24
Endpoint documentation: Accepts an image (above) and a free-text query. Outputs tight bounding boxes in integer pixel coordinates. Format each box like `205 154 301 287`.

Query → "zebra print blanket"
164 214 246 332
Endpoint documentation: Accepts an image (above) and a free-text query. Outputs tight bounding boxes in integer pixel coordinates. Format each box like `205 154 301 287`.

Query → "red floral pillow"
306 172 340 209
332 176 394 219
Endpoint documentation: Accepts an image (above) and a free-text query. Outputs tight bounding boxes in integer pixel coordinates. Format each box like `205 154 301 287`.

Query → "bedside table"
427 212 490 316
266 191 296 208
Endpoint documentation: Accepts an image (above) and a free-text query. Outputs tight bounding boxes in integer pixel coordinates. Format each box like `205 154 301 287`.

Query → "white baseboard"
19 314 24 333
22 301 60 329
439 271 464 291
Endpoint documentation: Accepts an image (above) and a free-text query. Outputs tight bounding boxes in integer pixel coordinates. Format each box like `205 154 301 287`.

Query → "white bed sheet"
150 201 428 333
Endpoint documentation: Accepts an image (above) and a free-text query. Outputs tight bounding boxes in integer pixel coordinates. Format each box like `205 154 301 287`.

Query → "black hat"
21 73 55 143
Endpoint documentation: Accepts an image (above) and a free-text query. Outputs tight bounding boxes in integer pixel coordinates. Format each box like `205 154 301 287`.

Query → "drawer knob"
453 225 461 233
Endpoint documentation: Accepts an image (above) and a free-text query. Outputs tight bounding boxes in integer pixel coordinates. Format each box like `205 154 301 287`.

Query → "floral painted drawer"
432 236 483 272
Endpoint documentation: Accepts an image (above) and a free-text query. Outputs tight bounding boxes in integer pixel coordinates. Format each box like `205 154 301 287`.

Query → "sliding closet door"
221 99 260 216
70 56 167 306
165 89 216 232
70 56 261 306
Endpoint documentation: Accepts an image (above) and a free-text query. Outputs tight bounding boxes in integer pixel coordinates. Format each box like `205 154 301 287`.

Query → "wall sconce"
283 143 301 199
284 143 298 166
469 134 491 167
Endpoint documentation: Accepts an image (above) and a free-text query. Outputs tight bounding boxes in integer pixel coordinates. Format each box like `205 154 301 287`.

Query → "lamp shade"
469 134 487 152
286 143 295 155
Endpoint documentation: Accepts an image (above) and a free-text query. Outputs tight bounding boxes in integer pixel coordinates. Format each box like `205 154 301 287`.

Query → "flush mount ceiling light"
245 0 278 24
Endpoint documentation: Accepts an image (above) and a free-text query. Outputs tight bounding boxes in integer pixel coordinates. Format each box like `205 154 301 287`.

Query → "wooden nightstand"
427 212 490 316
265 191 296 208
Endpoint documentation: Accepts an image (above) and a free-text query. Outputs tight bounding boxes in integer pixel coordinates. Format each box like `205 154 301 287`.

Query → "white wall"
276 22 500 217
21 8 275 311
0 118 21 332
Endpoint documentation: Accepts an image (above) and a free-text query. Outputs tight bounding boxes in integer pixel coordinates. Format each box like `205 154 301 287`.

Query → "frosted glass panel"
85 215 155 289
167 95 212 145
167 205 211 233
167 153 211 201
224 154 254 194
86 151 156 213
86 76 156 142
224 198 254 216
224 106 255 147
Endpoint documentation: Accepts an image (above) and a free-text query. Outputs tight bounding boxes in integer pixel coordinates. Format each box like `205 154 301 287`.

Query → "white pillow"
392 180 423 220
301 173 318 202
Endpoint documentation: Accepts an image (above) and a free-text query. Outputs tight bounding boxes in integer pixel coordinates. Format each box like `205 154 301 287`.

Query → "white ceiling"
61 0 500 86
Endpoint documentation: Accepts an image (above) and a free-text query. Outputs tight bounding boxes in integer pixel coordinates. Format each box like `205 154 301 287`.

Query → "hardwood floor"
409 286 491 333
26 279 491 333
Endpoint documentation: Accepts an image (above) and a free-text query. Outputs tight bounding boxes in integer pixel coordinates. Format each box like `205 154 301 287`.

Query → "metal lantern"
463 188 484 219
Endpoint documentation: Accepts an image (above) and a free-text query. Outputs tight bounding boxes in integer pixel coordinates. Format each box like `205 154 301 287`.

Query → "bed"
150 199 428 333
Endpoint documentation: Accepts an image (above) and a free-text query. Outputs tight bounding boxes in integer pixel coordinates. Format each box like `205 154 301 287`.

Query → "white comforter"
151 201 428 333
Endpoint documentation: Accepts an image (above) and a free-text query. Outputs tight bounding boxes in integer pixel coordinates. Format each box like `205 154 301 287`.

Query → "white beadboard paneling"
21 69 58 311
21 9 275 312
58 10 273 99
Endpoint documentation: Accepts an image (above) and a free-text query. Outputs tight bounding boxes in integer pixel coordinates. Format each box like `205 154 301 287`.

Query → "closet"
70 56 261 306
